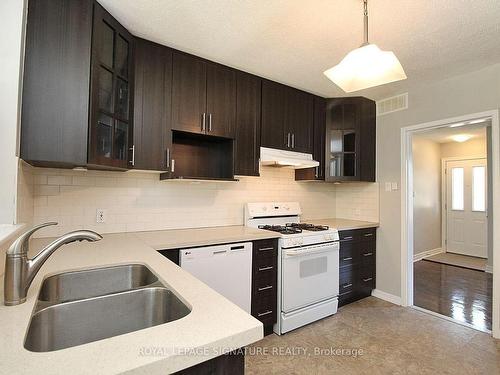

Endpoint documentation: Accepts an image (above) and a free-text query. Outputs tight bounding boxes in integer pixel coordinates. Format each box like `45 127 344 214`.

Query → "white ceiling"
415 121 489 144
99 0 500 99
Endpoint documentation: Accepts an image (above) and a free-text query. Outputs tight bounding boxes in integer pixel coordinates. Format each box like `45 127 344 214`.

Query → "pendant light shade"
323 0 406 92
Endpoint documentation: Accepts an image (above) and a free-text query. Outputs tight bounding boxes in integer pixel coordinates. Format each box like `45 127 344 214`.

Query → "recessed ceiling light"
467 118 488 125
449 122 466 128
450 134 472 143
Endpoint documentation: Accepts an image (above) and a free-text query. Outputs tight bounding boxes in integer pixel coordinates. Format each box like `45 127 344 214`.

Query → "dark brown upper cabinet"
133 38 173 172
234 71 262 176
261 81 313 153
21 0 134 170
325 97 376 182
261 80 287 150
295 96 326 181
286 87 314 153
171 52 207 135
171 52 236 138
206 64 237 138
88 3 135 169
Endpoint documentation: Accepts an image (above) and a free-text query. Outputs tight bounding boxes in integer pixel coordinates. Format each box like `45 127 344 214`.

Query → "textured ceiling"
99 0 500 99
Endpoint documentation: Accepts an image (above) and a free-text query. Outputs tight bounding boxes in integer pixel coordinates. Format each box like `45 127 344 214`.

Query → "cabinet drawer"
253 239 278 258
253 252 276 272
339 242 357 268
253 277 276 299
339 268 355 294
339 227 376 242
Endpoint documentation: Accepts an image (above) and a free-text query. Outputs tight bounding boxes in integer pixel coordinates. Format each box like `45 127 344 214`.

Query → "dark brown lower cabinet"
173 351 244 375
251 239 278 336
338 227 376 307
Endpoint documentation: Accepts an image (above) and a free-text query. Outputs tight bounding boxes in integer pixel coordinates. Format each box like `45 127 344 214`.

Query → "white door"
445 158 487 258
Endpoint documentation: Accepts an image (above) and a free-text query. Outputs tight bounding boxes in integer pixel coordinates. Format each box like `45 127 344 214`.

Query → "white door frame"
401 109 500 338
441 156 487 254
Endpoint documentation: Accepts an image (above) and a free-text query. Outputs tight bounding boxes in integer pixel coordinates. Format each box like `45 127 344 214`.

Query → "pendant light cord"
362 0 369 46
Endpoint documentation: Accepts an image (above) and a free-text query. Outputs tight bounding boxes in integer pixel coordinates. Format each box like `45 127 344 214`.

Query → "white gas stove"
245 202 340 334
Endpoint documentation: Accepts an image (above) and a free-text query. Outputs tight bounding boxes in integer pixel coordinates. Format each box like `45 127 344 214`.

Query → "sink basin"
24 264 191 352
25 287 190 352
38 264 159 303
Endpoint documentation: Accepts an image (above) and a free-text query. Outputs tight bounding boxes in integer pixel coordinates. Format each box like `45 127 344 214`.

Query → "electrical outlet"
96 209 107 223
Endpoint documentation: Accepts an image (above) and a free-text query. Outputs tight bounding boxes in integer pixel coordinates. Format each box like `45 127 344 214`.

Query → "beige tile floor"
245 297 500 374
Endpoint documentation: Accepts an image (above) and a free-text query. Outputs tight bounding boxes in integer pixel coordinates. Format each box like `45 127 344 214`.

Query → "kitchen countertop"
134 225 280 250
0 229 271 375
311 218 379 231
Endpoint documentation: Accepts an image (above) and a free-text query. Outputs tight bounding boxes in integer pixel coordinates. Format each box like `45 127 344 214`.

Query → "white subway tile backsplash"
18 164 379 237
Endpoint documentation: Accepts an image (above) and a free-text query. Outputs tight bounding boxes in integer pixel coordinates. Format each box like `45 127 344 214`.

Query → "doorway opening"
401 110 500 337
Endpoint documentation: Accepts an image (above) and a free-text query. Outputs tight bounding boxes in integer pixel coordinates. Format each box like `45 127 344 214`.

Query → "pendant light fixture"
323 0 407 92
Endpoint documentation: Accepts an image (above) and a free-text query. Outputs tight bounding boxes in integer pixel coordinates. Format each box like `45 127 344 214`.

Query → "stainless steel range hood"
260 147 319 169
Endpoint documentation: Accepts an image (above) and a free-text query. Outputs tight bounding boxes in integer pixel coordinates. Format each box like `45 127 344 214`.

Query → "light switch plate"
391 182 398 191
385 182 392 192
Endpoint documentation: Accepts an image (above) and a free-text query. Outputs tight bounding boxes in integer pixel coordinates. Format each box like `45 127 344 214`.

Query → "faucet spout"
4 225 102 306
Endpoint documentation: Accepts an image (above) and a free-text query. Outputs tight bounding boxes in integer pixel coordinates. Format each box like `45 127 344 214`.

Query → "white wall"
0 0 26 224
20 164 379 238
441 136 487 158
377 63 500 297
412 137 441 255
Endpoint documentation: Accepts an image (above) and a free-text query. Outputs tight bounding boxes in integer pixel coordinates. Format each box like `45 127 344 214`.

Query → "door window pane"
115 78 129 120
451 167 464 211
472 166 486 212
329 154 342 177
100 22 114 68
98 67 113 113
115 35 129 77
113 121 128 160
97 114 113 158
343 131 356 152
343 153 356 176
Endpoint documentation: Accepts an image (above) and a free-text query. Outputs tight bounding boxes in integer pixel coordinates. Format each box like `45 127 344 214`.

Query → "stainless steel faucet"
4 222 102 306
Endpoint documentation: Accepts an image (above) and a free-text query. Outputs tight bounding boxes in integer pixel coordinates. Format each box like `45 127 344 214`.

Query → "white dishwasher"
180 242 252 313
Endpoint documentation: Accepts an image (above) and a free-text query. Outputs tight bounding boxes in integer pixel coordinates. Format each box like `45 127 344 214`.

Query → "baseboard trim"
413 247 445 262
371 289 402 305
486 265 493 274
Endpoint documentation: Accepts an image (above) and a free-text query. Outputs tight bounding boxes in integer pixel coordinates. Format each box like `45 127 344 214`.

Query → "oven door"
281 242 339 313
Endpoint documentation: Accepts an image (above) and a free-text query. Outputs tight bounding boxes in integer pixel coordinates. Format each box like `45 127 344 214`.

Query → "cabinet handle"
364 233 373 237
342 257 353 261
363 277 373 282
315 166 319 178
342 283 353 288
258 266 273 271
291 133 295 148
171 159 175 173
287 133 291 148
343 236 353 240
258 310 273 317
258 285 273 291
166 148 170 168
202 113 206 132
129 145 135 166
363 252 373 257
208 113 212 132
258 247 274 252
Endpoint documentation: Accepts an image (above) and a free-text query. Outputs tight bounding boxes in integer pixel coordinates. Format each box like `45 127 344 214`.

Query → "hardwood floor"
414 260 492 331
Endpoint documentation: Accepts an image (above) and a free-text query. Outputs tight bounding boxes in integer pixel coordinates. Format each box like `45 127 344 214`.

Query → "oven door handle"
284 243 338 257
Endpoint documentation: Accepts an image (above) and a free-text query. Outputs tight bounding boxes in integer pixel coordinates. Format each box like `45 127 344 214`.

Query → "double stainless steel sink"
24 264 191 352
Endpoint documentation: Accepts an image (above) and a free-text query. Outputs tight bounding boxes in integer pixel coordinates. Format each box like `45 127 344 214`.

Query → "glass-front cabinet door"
89 4 133 168
326 102 359 181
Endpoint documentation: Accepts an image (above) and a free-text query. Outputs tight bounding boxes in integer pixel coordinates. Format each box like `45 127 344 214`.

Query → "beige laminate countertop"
134 225 280 250
310 218 379 231
0 226 279 375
